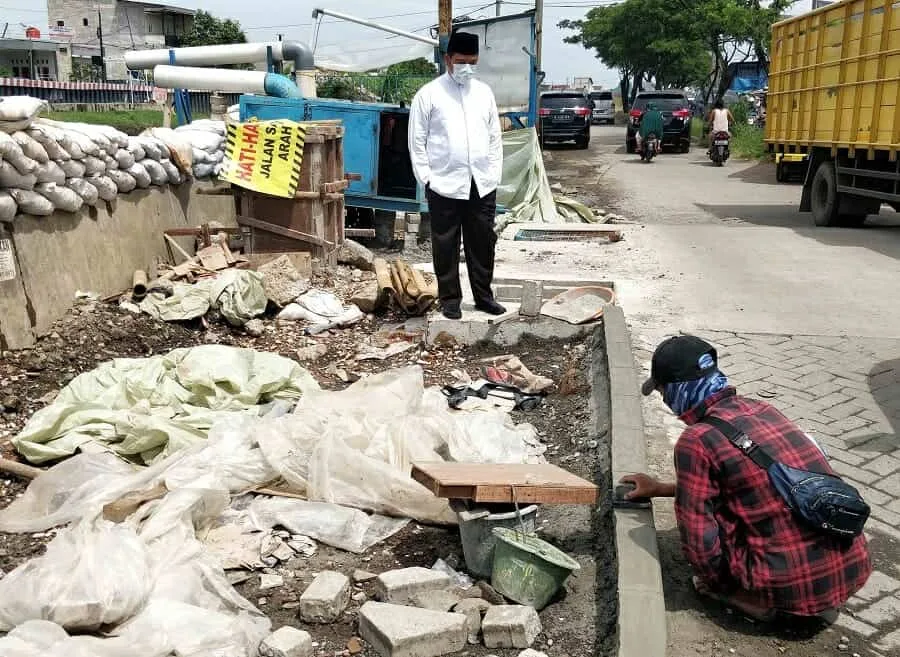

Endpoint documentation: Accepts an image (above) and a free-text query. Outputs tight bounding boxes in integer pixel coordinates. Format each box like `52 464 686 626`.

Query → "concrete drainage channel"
413 280 666 657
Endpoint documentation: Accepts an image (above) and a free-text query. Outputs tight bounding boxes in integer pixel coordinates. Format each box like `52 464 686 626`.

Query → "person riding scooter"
637 102 665 157
706 100 734 153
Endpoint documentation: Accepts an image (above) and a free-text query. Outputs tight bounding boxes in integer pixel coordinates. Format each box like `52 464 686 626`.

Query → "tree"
181 10 247 48
383 58 438 77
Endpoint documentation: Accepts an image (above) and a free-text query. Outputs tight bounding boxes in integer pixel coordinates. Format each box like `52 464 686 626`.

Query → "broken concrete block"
259 573 284 591
338 239 375 271
259 627 314 657
518 280 543 317
353 569 378 583
299 570 350 623
482 605 542 649
258 254 310 307
454 599 492 644
351 281 382 313
375 567 452 604
411 590 461 612
358 601 467 657
517 650 548 657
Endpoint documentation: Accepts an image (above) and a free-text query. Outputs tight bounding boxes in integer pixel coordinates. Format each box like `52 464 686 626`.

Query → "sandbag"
82 156 106 176
0 161 37 190
88 175 117 201
115 149 135 169
161 159 183 185
127 162 151 188
178 130 223 153
141 159 168 186
193 163 216 179
0 190 17 222
59 159 86 179
34 161 66 185
139 138 163 161
27 127 70 161
0 96 47 132
10 189 53 216
66 178 99 206
0 132 36 175
127 138 146 161
175 119 226 136
145 128 192 174
0 519 152 632
31 121 80 158
192 147 213 164
102 153 118 171
108 170 136 193
12 131 49 163
35 182 83 213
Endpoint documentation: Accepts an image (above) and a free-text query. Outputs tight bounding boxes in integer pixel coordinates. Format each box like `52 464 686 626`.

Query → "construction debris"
482 605 542 649
298 571 350 623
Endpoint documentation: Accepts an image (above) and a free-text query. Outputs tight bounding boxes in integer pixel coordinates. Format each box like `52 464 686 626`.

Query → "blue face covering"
663 353 729 416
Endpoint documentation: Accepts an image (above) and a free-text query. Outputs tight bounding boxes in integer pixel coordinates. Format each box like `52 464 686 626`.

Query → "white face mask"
450 63 477 85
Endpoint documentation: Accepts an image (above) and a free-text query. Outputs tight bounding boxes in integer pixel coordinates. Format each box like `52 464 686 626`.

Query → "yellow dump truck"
766 0 900 226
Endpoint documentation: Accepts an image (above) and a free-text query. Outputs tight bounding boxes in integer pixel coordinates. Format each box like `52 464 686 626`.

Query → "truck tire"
776 161 787 183
811 161 840 226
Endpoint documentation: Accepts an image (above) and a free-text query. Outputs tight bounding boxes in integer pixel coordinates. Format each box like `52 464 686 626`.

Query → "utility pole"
96 9 107 82
496 0 501 16
277 33 283 41
438 0 452 73
535 0 543 75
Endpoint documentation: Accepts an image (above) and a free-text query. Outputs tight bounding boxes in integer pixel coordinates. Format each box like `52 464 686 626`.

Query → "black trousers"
427 179 498 307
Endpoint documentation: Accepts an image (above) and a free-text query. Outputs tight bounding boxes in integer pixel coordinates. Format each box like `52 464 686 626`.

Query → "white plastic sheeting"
314 41 435 73
11 346 320 464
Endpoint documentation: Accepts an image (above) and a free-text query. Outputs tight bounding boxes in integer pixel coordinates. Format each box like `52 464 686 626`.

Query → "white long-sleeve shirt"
408 73 503 200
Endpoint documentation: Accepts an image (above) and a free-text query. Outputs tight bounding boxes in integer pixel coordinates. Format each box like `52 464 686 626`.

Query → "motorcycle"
709 130 730 166
640 133 659 162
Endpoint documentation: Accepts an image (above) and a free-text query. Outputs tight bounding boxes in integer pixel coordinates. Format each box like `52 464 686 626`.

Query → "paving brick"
874 473 900 497
834 612 878 638
806 380 846 397
875 628 900 653
482 606 542 650
855 595 900 625
299 571 350 623
870 504 900 527
828 415 872 434
823 445 867 466
853 570 900 603
843 480 891 506
454 599 492 644
358 602 467 657
823 401 869 421
375 567 452 604
830 460 880 486
865 454 900 476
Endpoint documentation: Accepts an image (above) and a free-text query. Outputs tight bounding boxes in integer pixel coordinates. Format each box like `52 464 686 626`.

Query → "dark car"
538 92 592 149
626 91 693 153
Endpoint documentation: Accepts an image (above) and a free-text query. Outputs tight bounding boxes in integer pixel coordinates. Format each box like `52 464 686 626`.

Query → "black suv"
626 91 693 153
538 92 592 149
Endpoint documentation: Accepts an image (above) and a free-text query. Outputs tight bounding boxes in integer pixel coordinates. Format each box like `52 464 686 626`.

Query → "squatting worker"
409 30 506 320
622 336 871 621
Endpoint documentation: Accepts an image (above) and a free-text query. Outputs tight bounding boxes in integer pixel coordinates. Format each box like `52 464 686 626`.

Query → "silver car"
590 91 615 125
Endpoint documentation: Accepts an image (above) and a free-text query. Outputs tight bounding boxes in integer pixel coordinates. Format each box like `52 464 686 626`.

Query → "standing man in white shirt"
408 31 505 320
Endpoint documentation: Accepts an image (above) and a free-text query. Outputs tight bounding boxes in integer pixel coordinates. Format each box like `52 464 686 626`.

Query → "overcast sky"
4 0 811 87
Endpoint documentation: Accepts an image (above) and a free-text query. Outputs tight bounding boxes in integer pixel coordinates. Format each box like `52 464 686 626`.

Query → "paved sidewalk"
633 329 900 656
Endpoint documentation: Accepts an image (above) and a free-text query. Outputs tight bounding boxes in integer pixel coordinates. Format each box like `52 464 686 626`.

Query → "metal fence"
0 78 241 115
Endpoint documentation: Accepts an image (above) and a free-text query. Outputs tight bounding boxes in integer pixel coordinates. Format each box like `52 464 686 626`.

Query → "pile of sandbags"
175 119 226 179
0 96 187 221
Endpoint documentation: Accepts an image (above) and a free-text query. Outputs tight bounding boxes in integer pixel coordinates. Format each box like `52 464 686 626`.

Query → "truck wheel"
837 214 867 228
776 162 787 183
811 162 840 226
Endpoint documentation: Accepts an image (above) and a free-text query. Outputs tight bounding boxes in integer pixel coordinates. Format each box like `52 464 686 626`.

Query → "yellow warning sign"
221 120 306 198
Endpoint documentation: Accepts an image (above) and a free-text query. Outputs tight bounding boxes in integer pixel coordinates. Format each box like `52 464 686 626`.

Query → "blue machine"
241 95 424 214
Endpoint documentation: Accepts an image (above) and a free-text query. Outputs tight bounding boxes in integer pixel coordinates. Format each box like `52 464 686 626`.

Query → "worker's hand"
619 473 661 499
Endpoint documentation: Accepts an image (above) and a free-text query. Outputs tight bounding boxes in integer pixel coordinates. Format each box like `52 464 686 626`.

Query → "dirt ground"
0 290 616 656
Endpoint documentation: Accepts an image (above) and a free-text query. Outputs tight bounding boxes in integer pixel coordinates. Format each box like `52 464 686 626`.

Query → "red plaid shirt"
675 388 871 615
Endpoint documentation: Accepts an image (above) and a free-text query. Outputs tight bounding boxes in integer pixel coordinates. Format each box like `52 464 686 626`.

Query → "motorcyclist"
636 102 664 156
706 99 734 153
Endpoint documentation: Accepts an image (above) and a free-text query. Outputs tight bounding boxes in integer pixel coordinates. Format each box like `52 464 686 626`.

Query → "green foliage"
384 58 438 77
560 0 792 104
70 61 101 82
730 124 766 159
182 10 247 48
730 99 750 125
47 110 166 135
0 66 11 78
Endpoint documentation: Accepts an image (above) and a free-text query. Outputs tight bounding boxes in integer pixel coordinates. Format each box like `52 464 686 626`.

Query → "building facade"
46 0 194 81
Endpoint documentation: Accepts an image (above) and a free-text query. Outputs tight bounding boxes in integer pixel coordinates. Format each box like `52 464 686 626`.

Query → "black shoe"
442 302 462 320
475 300 507 316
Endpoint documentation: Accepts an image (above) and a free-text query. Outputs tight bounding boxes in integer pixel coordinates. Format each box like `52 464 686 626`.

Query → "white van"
589 91 614 125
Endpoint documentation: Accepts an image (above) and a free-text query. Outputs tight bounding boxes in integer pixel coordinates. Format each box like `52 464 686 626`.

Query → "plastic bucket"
490 527 581 610
457 504 539 579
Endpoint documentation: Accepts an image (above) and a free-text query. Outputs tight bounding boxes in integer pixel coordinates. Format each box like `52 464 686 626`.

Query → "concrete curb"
601 306 667 657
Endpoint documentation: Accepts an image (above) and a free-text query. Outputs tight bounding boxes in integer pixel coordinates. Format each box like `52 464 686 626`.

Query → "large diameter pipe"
126 40 314 71
152 65 302 98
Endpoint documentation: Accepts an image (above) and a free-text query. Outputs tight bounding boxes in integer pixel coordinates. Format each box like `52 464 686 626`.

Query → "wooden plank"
197 245 229 271
236 215 334 248
411 463 599 505
245 251 312 276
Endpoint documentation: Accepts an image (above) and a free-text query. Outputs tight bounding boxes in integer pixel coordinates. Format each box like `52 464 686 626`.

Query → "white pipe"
312 8 439 47
126 42 288 70
153 65 268 94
